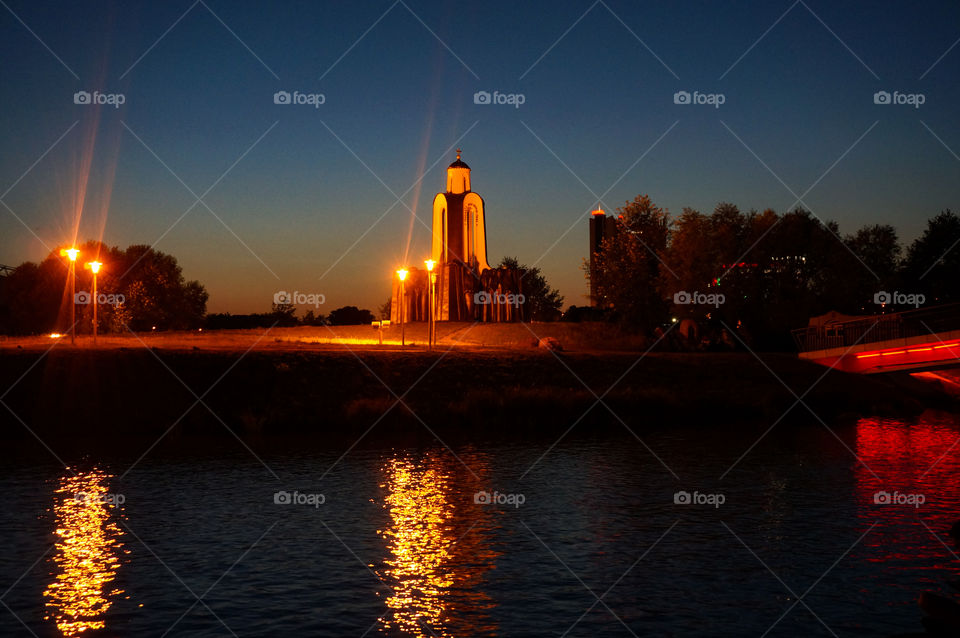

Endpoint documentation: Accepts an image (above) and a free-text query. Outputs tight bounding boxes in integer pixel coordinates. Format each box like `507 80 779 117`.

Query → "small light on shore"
671 317 678 323
50 333 63 339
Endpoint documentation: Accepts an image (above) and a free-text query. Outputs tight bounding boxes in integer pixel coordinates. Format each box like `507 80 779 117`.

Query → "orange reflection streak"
377 453 499 636
43 469 125 636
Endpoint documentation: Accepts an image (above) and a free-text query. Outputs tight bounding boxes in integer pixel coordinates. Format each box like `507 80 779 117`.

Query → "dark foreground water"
2 415 960 637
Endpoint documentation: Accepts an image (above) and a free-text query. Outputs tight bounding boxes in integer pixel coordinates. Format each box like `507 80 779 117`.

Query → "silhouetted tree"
902 210 960 304
328 306 375 325
0 241 207 334
588 195 670 330
498 257 563 321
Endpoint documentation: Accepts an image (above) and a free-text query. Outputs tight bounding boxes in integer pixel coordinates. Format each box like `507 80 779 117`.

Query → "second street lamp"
424 259 436 349
60 247 79 345
85 261 102 345
396 268 408 346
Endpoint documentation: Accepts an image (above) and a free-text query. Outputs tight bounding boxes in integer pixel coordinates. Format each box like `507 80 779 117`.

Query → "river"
1 414 959 636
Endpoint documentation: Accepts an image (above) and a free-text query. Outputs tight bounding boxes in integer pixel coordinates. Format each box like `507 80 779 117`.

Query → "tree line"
0 241 207 335
586 195 960 349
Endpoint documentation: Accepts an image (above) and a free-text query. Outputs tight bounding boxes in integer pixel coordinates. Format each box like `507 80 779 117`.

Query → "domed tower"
431 150 490 273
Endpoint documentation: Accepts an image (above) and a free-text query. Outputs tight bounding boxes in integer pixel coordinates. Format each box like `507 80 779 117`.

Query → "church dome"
446 149 471 194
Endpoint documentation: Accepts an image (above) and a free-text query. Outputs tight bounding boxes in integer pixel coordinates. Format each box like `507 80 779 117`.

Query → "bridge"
793 303 960 374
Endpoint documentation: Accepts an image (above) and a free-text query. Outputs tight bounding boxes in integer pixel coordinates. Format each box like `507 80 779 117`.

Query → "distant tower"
431 150 490 273
588 208 617 306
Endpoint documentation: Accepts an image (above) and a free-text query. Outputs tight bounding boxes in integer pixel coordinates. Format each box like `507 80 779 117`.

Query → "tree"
843 224 901 311
378 297 391 320
301 310 327 326
498 257 563 321
0 242 207 335
270 301 298 327
902 210 960 304
587 194 670 330
328 306 375 325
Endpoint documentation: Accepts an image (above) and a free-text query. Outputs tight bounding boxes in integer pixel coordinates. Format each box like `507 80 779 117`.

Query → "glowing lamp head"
85 261 102 274
60 248 79 262
397 268 408 282
424 259 435 272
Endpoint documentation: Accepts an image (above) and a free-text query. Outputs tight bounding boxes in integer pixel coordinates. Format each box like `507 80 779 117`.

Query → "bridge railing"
792 302 960 352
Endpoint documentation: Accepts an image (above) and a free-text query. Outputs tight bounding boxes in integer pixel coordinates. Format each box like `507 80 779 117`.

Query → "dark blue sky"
1 1 958 313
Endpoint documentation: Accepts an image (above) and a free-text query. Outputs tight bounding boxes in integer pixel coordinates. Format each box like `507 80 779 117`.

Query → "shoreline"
2 341 955 445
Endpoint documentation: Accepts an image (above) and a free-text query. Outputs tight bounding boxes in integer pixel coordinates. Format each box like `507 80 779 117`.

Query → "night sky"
1 1 958 313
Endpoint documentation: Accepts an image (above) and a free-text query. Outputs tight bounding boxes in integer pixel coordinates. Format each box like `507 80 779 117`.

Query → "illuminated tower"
588 208 617 306
431 150 490 273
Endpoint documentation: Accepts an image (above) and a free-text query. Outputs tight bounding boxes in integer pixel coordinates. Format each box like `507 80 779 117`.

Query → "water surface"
2 415 959 636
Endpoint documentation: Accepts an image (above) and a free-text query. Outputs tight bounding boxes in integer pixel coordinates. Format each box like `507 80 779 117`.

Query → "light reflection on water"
855 415 960 576
42 468 125 636
8 414 959 635
377 451 499 637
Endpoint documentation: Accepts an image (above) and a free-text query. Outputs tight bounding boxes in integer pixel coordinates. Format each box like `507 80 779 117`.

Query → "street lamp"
85 261 102 345
424 259 436 349
396 268 408 346
60 247 79 345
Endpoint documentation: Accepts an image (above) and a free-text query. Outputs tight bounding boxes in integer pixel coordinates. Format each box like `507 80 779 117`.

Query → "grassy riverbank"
1 326 953 444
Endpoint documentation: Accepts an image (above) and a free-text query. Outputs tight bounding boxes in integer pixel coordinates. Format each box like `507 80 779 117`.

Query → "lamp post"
85 261 102 345
396 268 408 346
60 247 79 345
424 259 436 349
